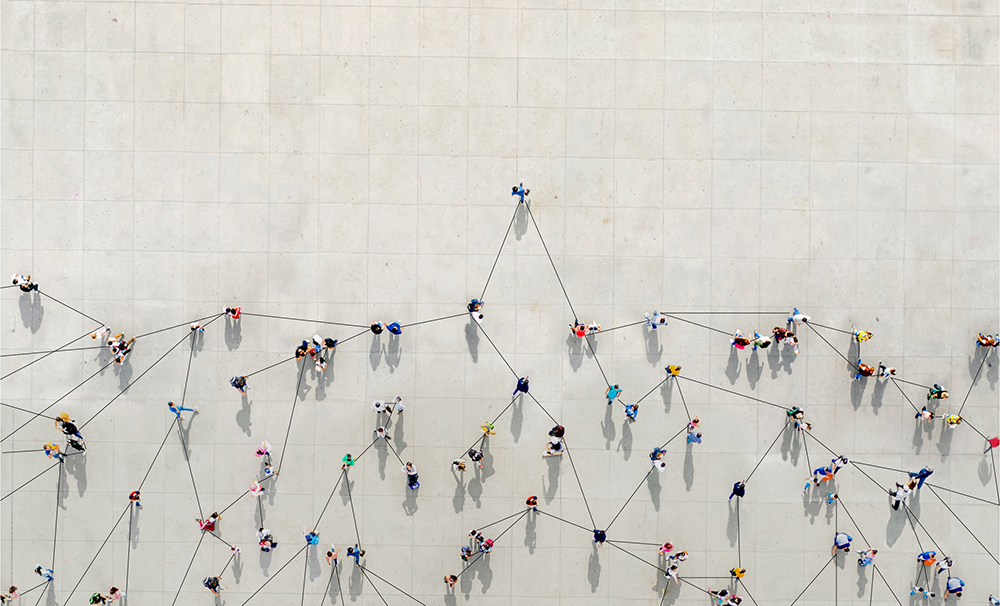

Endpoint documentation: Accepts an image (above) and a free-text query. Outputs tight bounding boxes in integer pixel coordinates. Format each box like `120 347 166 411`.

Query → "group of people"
295 334 339 371
11 273 37 292
90 327 134 365
44 413 86 460
569 320 601 337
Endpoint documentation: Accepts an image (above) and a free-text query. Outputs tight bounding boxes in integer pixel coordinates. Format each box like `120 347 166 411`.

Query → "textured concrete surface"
2 2 1000 605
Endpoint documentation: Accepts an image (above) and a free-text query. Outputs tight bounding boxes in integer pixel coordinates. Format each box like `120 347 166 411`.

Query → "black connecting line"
605 425 687 532
673 379 692 422
62 502 132 605
240 312 368 329
479 203 520 302
887 377 922 413
744 420 790 484
454 509 530 581
662 313 731 337
169 533 206 606
239 544 308 606
803 322 857 369
958 351 990 415
674 375 787 411
401 311 467 329
924 485 1000 566
0 345 107 358
358 565 429 606
1 326 101 380
560 437 597 529
276 360 309 474
788 554 836 606
523 203 577 321
37 290 103 325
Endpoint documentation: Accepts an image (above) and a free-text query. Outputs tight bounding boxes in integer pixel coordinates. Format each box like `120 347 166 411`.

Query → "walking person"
910 587 936 599
168 401 197 420
750 331 770 350
346 545 364 565
908 466 933 489
387 396 405 414
230 375 249 395
928 384 949 400
644 312 667 329
787 308 810 326
915 406 935 422
624 402 639 422
225 306 241 319
605 384 622 405
468 449 485 468
108 587 124 602
197 512 220 532
731 330 750 349
858 549 877 566
370 322 384 335
43 442 64 461
512 376 529 398
325 546 339 566
303 528 319 545
34 566 53 582
877 361 896 378
452 458 466 472
202 576 223 596
257 528 276 552
944 576 965 598
511 183 529 203
854 360 875 380
831 532 853 553
935 556 953 577
592 529 606 546
729 481 746 500
386 322 402 335
402 462 419 489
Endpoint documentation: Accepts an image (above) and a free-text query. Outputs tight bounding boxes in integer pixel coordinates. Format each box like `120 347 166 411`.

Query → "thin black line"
808 321 854 335
133 313 220 339
804 322 856 368
737 577 759 606
605 467 653 532
357 566 389 606
891 376 933 389
887 377 922 413
38 290 103 325
0 402 58 419
177 417 204 520
673 379 692 422
802 429 812 473
561 438 597 528
50 462 61 567
1 449 46 454
480 203 520 302
958 351 989 415
455 510 530 581
604 540 666 574
62 502 131 604
583 319 646 336
662 313 730 336
336 328 370 346
636 375 670 405
206 530 234 549
1 326 102 380
1 358 115 442
345 469 362 550
802 431 841 459
219 552 236 579
16 581 48 597
476 324 518 377
300 548 310 606
277 360 308 473
745 420 790 484
358 565 428 606
537 510 592 533
604 540 661 546
384 437 406 467
850 462 890 495
455 395 519 460
526 392 559 425
239 545 308 605
319 561 340 606
789 554 836 606
925 485 1000 565
313 469 347 529
901 502 946 557
922 482 998 506
125 502 134 600
78 314 224 431
0 345 107 357
138 419 178 490
962 417 989 441
675 375 786 410
524 203 577 320
1 461 60 501
352 436 381 464
478 510 533 531
992 448 1000 507
582 334 610 386
836 498 871 548
169 533 206 606
240 312 368 328
736 496 741 568
245 355 295 378
871 565 905 606
899 504 925 553
401 312 467 329
851 460 906 474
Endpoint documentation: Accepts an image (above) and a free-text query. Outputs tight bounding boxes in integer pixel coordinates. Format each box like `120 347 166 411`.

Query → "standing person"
202 576 223 596
908 466 933 489
917 551 937 566
525 496 538 512
89 592 109 604
729 481 746 500
43 442 64 461
729 567 746 578
592 529 606 545
370 322 384 335
225 306 241 319
372 401 386 414
858 549 877 566
910 587 936 599
935 556 953 577
570 321 587 338
986 436 1000 454
230 375 249 395
788 308 810 326
686 431 702 444
324 337 338 350
346 545 364 565
976 333 999 347
658 542 673 555
249 480 265 496
511 183 529 203
664 564 680 586
314 356 327 371
303 528 320 545
108 587 124 601
386 322 402 335
548 425 565 439
831 532 853 553
190 323 205 333
468 449 485 468
257 528 276 552
915 406 935 422
731 330 750 349
944 577 965 598
11 274 37 292
34 566 54 582
944 414 962 428
402 462 419 489
468 299 483 313
853 328 873 343
544 438 564 457
605 384 622 405
374 426 391 440
129 490 142 508
512 377 529 398
854 360 876 380
644 312 667 329
460 545 473 561
666 365 682 376
325 546 339 566
168 401 197 420
444 575 458 588
452 458 467 472
877 361 896 378
480 422 496 436
750 331 770 350
927 384 949 400
387 396 405 414
649 447 666 462
197 512 220 531
295 342 308 360
624 403 639 422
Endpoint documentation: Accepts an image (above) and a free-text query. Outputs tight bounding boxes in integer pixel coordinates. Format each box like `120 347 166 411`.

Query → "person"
658 542 673 555
644 312 667 329
372 400 386 414
60 419 83 440
511 183 529 203
787 407 804 420
795 420 811 433
917 551 937 566
346 545 364 564
986 436 1000 454
750 330 770 350
91 327 111 342
854 360 875 380
512 376 529 398
444 574 458 588
468 299 483 313
255 440 271 459
108 587 124 602
664 564 680 585
403 462 419 489
468 449 485 468
668 550 688 564
249 480 265 496
831 456 849 474
587 322 601 334
832 532 852 553
387 396 405 414
544 439 564 456
890 480 916 510
827 492 838 504
325 546 339 566
935 556 953 576
11 274 37 292
67 437 86 454
624 403 639 422
225 306 241 319
650 447 666 462
461 545 473 561
877 361 896 378
295 342 308 360
945 413 962 428
35 566 54 582
687 417 700 431
729 481 746 500
731 330 750 349
653 459 667 472
976 332 998 347
570 321 587 337
303 528 319 545
90 593 109 604
605 384 622 405
686 431 702 444
944 576 965 598
481 422 496 436
915 406 935 422
853 328 873 343
168 400 197 420
202 576 222 596
928 384 949 400
858 549 877 566
129 490 142 508
324 337 338 350
190 323 204 333
258 528 276 552
666 365 681 376
44 442 64 461
470 310 484 324
729 567 746 578
988 594 999 605
374 426 391 440
910 587 935 599
452 458 466 472
592 529 606 545
909 466 933 489
370 322 383 335
480 538 493 553
314 356 327 371
5 587 19 601
788 307 810 325
197 512 220 532
386 322 402 335
773 327 799 353
230 375 248 395
548 425 565 439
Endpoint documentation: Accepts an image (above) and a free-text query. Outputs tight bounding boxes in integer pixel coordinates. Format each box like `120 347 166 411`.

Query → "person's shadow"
643 327 662 364
224 317 242 350
465 318 479 362
514 201 529 239
18 291 43 332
